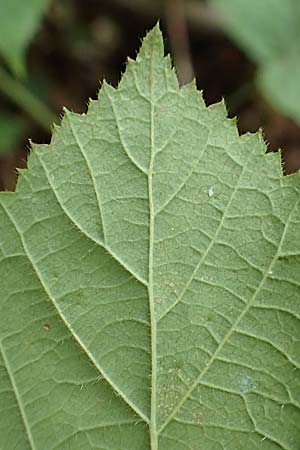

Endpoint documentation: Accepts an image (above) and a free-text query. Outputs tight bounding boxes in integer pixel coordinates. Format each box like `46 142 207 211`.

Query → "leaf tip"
137 22 164 61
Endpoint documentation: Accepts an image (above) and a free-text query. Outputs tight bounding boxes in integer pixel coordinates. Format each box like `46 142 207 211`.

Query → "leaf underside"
0 25 300 450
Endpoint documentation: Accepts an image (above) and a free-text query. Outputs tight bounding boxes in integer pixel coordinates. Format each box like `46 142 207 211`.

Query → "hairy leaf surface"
211 0 300 122
0 25 300 450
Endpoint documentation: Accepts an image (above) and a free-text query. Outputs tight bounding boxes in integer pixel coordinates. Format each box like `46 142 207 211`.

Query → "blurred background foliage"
0 0 300 191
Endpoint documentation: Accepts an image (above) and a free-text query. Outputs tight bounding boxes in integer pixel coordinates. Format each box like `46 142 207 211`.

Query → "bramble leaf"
0 25 300 450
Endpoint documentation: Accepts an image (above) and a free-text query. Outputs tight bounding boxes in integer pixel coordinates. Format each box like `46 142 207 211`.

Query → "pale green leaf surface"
211 0 300 122
0 25 300 450
0 0 51 76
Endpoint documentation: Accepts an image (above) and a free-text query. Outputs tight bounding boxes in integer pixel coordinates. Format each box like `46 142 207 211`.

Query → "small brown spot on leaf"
43 323 51 332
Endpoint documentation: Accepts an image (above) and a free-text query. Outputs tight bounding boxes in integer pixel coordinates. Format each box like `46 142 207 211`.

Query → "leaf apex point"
138 23 164 60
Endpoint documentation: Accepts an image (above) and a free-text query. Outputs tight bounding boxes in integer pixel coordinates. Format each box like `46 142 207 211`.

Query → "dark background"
1 0 300 191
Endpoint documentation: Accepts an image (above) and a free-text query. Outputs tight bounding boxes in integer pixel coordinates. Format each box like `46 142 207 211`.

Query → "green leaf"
211 0 300 122
0 0 51 76
0 25 300 449
0 112 23 154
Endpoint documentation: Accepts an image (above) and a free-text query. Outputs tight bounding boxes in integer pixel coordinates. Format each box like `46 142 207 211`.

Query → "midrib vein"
148 46 158 450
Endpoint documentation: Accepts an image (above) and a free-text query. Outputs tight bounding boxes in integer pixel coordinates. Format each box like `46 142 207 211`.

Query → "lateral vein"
1 202 149 426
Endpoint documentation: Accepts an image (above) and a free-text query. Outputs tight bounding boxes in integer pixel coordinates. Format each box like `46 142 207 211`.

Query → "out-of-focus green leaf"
0 0 52 76
0 113 23 154
211 0 300 122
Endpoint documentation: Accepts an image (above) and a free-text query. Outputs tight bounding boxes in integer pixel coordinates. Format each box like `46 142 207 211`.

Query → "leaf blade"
1 24 300 450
